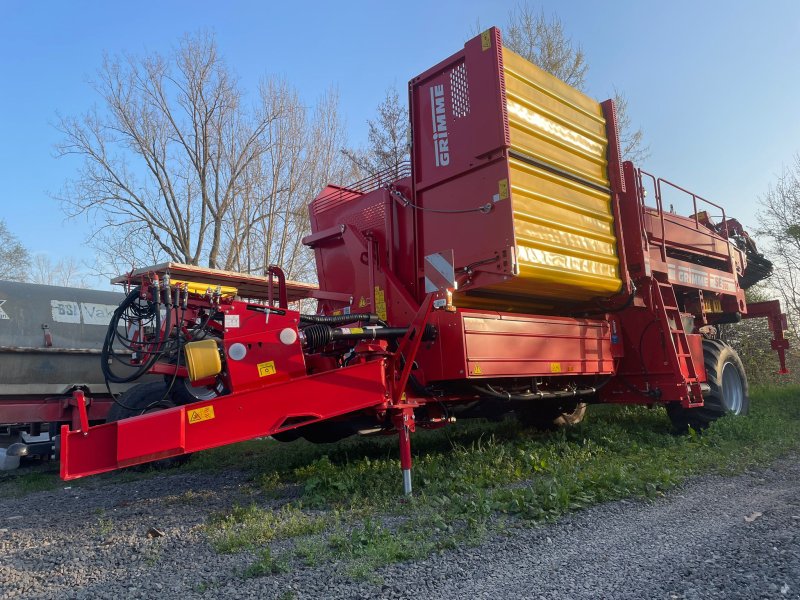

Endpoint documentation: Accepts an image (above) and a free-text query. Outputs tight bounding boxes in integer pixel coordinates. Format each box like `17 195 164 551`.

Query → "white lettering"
429 84 450 167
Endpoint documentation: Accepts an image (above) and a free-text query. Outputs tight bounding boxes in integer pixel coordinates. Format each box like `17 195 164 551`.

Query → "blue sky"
1 1 799 287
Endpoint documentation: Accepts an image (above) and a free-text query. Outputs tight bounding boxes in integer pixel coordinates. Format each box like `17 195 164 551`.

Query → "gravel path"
0 458 798 599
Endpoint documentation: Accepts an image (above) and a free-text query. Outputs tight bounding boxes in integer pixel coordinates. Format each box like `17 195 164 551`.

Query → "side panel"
416 309 613 382
503 48 621 300
463 312 613 377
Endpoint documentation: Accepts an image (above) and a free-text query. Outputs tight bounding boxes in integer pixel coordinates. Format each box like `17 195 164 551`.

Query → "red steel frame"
1 394 112 432
57 28 790 490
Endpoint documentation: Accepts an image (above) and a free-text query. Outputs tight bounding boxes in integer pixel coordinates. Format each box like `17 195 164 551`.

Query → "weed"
207 503 326 553
243 547 290 578
294 536 329 567
326 517 434 580
96 516 114 537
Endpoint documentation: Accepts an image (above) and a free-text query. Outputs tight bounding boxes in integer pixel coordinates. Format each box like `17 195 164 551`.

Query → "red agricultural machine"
56 28 788 492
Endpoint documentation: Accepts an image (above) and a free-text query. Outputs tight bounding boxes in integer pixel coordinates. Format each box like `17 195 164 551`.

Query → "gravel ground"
0 458 798 600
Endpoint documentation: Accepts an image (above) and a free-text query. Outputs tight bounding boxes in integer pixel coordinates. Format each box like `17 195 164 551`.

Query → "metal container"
409 27 622 311
0 280 122 396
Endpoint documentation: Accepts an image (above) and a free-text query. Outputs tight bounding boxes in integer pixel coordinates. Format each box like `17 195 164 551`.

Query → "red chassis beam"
742 300 790 373
0 395 112 429
60 360 389 480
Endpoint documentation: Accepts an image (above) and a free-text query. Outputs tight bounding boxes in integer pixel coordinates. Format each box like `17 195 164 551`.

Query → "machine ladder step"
651 277 704 407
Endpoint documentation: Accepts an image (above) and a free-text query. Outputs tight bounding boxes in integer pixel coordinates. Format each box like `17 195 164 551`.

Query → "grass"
0 467 60 498
243 547 291 578
4 385 799 580
207 503 327 553
200 384 800 580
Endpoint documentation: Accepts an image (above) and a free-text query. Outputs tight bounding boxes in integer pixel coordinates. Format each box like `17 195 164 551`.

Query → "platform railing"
637 169 733 267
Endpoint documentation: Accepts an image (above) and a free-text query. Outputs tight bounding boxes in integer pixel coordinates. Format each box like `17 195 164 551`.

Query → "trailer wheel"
517 401 587 430
106 381 190 469
666 339 749 432
272 424 354 444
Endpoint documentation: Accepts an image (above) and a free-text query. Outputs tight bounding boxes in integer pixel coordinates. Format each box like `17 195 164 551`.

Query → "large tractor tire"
666 339 749 432
517 400 587 430
106 381 191 469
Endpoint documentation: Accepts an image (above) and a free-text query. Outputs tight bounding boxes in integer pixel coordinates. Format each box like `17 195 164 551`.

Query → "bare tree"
0 220 31 281
503 6 587 88
342 86 409 179
56 32 344 281
611 88 650 165
757 154 800 331
30 255 87 288
501 5 649 163
222 84 350 281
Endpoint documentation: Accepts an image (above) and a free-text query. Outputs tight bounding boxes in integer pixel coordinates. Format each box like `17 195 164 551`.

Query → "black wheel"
272 418 363 444
666 339 749 432
299 421 358 444
106 381 191 469
170 376 221 404
517 400 587 430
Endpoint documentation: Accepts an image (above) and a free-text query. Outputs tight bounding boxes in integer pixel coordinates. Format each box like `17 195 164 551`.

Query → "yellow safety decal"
187 405 215 424
550 362 562 373
374 286 387 321
481 30 492 51
498 178 509 200
358 296 367 308
472 364 483 375
258 361 277 377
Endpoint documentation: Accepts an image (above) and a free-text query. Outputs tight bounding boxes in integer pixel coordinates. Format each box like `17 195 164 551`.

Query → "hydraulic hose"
299 313 381 326
300 323 437 351
101 286 171 384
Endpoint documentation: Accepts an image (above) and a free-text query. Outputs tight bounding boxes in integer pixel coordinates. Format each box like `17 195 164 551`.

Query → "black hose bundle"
101 287 172 384
301 323 438 351
299 313 381 326
301 324 334 350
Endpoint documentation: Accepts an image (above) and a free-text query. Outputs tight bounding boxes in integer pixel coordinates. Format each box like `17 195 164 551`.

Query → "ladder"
651 276 704 407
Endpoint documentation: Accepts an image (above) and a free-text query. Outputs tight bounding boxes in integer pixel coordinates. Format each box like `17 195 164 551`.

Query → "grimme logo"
429 84 449 167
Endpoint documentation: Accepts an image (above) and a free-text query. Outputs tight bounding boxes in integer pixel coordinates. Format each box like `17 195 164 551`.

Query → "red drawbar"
60 360 389 480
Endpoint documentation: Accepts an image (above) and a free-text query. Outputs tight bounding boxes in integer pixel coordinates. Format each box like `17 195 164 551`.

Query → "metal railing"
637 169 732 265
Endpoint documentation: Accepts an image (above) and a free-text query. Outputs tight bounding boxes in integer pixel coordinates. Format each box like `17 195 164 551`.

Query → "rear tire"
106 381 190 469
517 400 587 430
666 339 749 432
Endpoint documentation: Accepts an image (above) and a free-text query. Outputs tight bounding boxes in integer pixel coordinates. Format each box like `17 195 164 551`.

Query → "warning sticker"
258 361 277 377
224 314 240 328
374 286 387 321
549 362 562 373
472 364 483 375
187 406 215 424
498 178 509 200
